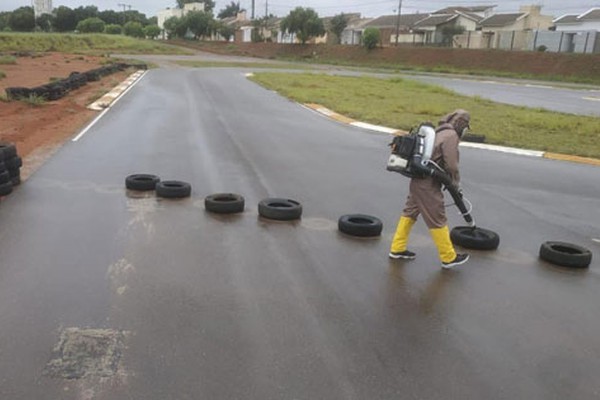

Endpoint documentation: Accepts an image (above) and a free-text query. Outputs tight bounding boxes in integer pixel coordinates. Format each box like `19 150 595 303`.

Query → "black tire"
0 142 17 160
7 168 19 178
451 226 500 250
0 161 6 172
338 214 383 237
0 181 13 196
258 198 302 221
539 241 592 269
5 156 22 169
125 174 160 191
205 193 245 214
156 180 192 199
11 174 21 186
0 171 10 184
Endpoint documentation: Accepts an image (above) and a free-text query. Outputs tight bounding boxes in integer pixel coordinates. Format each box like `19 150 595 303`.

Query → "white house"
554 8 600 31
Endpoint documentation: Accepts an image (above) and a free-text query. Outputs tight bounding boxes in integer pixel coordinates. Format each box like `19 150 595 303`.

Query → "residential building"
341 17 374 45
433 5 496 19
315 13 362 44
363 14 429 46
554 8 600 31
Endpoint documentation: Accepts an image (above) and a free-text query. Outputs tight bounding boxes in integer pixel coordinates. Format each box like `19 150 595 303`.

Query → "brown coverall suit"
390 110 469 264
402 123 460 229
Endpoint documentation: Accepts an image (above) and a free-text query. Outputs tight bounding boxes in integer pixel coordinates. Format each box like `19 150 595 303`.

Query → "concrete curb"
88 70 146 111
304 103 600 167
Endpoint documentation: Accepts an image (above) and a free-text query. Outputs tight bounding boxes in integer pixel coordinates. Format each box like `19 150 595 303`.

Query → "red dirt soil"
0 52 131 179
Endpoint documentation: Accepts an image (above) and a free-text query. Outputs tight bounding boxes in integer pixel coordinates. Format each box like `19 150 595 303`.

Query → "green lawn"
0 33 190 55
249 72 600 159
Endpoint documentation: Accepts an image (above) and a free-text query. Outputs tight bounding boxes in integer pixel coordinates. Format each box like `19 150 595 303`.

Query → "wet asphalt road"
0 67 599 399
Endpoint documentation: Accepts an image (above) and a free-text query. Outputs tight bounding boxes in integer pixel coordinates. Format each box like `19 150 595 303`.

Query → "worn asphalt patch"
44 328 129 380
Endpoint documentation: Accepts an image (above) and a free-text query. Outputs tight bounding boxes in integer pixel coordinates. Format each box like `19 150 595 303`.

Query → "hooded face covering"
440 109 470 137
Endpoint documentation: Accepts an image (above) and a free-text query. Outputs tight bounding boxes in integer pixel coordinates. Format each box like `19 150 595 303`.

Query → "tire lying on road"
156 180 192 199
338 214 383 237
451 226 500 250
539 241 592 269
258 198 302 221
125 174 160 191
205 193 245 214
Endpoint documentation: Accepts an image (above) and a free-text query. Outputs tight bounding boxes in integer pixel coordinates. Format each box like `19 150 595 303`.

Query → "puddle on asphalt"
300 217 338 231
44 328 129 380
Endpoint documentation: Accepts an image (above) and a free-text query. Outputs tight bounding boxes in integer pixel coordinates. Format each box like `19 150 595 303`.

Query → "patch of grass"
0 55 17 64
0 33 191 55
175 60 314 70
0 70 5 80
21 94 47 106
249 72 600 159
0 93 8 102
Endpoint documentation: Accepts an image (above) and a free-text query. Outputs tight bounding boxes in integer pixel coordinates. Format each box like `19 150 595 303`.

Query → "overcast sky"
1 0 598 18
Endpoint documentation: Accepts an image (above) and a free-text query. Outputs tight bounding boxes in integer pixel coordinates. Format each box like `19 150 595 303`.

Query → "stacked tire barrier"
4 63 147 102
0 142 22 197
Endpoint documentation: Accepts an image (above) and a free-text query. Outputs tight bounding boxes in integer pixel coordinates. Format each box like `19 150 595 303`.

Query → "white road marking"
593 238 600 244
72 71 148 142
583 96 600 102
525 84 553 89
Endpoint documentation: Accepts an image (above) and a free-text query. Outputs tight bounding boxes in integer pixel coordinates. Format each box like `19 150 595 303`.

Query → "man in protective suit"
389 109 471 269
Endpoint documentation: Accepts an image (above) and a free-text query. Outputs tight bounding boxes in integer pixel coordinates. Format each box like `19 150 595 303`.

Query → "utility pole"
118 3 132 12
265 0 268 17
394 0 403 46
251 0 255 19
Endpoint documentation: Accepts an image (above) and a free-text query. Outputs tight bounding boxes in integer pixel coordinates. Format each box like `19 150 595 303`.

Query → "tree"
104 24 122 34
163 16 187 39
441 25 465 46
54 6 77 32
362 27 380 50
98 10 122 25
185 11 213 39
218 1 242 19
73 6 98 24
280 7 325 45
176 0 215 13
144 24 161 39
122 10 148 26
76 17 105 33
329 13 348 44
123 21 144 38
36 13 55 32
8 7 35 32
213 20 234 41
0 12 10 31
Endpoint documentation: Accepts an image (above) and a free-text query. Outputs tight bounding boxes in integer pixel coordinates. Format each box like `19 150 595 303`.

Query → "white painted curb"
88 70 146 111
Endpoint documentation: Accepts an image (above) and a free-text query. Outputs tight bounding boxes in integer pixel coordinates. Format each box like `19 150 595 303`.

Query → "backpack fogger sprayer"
387 123 475 228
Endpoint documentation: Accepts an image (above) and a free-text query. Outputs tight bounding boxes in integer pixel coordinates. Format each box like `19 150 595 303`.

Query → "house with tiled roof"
554 8 600 31
362 13 429 46
433 5 496 19
478 5 553 32
340 17 374 45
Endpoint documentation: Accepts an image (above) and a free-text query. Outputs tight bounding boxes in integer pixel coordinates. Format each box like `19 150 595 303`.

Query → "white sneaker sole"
442 255 470 269
389 253 416 260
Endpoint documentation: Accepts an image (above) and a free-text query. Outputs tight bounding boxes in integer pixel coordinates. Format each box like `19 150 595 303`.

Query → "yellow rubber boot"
390 216 416 253
429 226 457 263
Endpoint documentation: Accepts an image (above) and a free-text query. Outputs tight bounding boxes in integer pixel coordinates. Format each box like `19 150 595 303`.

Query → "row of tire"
4 63 147 101
125 174 383 237
0 143 22 197
125 174 593 269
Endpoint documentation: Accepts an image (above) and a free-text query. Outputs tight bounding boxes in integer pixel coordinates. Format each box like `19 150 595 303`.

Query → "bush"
143 24 161 39
104 24 122 35
363 27 380 50
0 70 5 80
76 17 106 33
123 21 144 38
0 55 17 64
537 45 548 52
